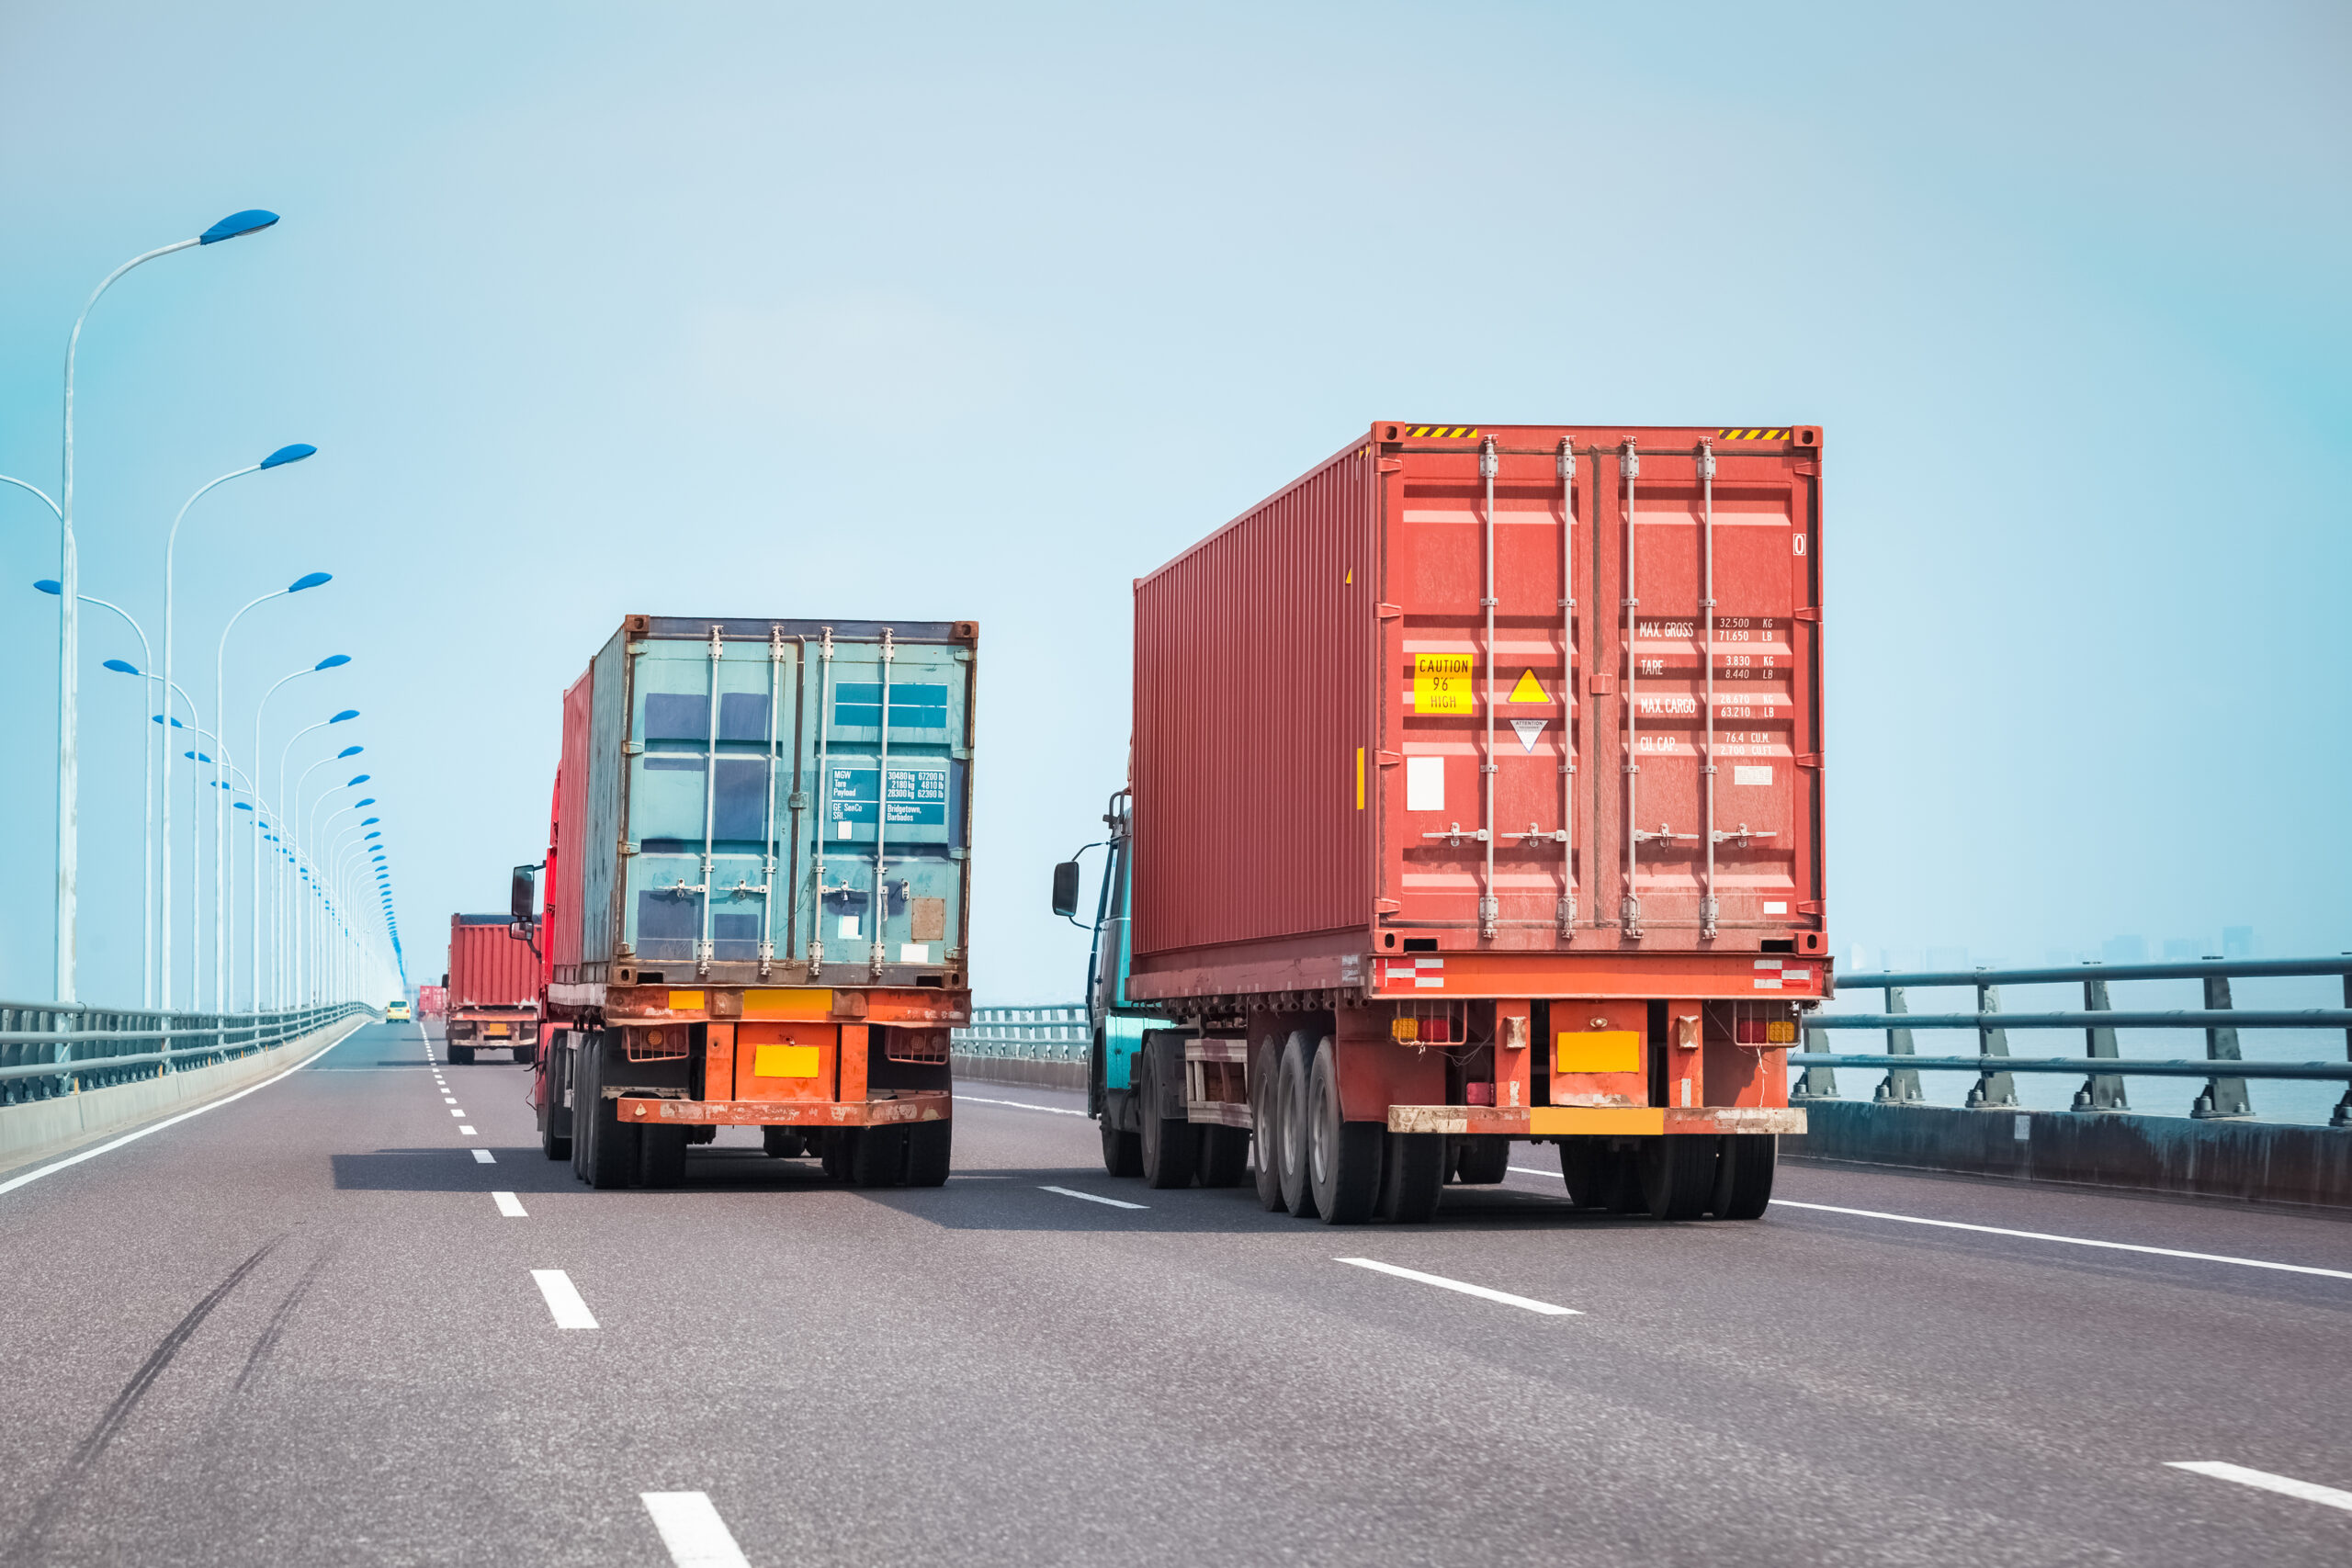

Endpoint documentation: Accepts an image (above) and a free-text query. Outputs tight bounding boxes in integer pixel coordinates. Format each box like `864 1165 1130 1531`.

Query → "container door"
800 635 971 976
620 635 800 970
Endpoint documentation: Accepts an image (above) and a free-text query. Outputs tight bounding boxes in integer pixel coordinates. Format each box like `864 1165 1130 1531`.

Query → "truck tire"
1275 1031 1320 1220
852 1124 910 1187
1136 1049 1195 1189
906 1119 952 1187
762 1126 808 1159
583 1065 637 1191
1377 1133 1446 1223
820 1129 854 1180
1555 1137 1603 1206
1100 1112 1143 1179
451 1045 474 1066
1453 1135 1510 1185
1711 1134 1777 1220
638 1124 688 1189
514 1043 536 1068
1639 1135 1716 1221
1196 1124 1250 1188
1306 1038 1382 1224
1250 1036 1286 1212
539 1039 572 1161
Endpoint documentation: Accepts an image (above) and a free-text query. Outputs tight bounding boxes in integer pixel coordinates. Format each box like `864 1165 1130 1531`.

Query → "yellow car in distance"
385 999 412 1022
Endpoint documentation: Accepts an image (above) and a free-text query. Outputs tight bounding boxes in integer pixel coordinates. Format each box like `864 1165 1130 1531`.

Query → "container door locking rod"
1479 434 1499 942
1620 437 1642 938
695 623 724 976
807 626 834 979
870 626 895 979
1558 436 1577 938
1699 439 1719 940
757 624 786 977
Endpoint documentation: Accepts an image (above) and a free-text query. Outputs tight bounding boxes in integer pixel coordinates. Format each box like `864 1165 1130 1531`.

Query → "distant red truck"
416 985 447 1021
444 914 540 1065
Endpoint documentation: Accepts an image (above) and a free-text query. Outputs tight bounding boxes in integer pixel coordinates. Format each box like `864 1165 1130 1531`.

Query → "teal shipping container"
548 615 978 993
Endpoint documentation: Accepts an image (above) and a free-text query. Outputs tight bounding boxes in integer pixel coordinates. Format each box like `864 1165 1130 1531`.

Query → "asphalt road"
1 1017 2347 1566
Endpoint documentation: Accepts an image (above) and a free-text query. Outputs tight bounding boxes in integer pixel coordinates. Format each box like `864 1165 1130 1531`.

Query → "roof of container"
453 913 510 925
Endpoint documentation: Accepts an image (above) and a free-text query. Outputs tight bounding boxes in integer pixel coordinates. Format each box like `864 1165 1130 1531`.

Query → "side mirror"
510 863 538 930
1050 860 1082 919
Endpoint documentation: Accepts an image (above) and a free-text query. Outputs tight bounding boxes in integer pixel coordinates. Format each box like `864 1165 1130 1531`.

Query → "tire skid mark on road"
232 1243 336 1395
6 1236 286 1556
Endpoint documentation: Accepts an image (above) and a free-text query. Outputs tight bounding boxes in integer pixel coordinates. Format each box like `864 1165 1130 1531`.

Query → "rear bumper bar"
1387 1105 1806 1137
613 1091 950 1128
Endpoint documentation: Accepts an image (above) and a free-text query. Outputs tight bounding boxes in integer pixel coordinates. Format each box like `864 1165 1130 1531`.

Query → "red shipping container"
447 915 539 1010
1128 422 1826 1003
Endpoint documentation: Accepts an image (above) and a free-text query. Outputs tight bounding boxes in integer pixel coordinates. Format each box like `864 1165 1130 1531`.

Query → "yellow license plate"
485 1024 509 1036
752 1044 820 1078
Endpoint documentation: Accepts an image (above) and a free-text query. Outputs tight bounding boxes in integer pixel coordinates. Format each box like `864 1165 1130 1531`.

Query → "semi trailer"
526 615 977 1190
444 915 540 1064
1057 422 1822 1223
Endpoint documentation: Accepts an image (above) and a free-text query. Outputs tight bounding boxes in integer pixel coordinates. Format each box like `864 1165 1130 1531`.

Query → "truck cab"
1056 790 1249 1183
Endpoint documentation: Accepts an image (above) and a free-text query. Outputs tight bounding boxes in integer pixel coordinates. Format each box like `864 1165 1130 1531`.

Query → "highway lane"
0 1020 2345 1566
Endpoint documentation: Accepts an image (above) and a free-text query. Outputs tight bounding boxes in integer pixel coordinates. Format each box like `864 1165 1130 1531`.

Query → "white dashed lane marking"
458 1125 477 1135
1039 1185 1147 1210
1336 1258 1581 1316
531 1269 597 1328
640 1491 752 1567
493 1190 527 1218
2167 1461 2352 1512
472 1149 496 1165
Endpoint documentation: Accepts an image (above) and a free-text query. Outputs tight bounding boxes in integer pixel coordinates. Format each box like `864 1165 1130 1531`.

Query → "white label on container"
838 916 860 938
1734 764 1773 786
1406 756 1445 811
1763 900 1789 914
1510 718 1545 753
836 820 853 840
899 942 931 964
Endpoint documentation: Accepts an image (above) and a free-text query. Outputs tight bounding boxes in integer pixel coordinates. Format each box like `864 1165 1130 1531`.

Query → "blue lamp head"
330 709 359 724
347 774 369 786
259 443 316 468
354 797 377 808
102 659 141 675
288 570 332 592
335 745 362 760
360 817 380 827
314 654 351 671
235 802 254 812
199 209 279 245
34 580 62 595
365 830 381 840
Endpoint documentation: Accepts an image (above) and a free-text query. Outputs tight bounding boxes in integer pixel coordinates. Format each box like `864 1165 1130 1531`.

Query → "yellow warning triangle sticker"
1507 668 1548 704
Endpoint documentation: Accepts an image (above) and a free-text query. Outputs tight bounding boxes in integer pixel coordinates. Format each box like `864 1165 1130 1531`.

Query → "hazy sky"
1 1 2345 1007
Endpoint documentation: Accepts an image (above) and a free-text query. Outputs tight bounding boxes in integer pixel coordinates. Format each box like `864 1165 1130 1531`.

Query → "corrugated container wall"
1132 423 1824 985
447 915 540 1009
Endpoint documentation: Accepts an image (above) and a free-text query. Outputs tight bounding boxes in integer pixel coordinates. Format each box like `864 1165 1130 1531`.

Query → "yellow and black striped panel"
1403 424 1480 439
1716 427 1791 441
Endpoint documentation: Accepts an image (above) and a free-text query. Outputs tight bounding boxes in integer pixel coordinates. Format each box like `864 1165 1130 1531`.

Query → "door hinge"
1793 607 1822 624
1796 753 1823 770
1377 458 1404 474
1374 898 1400 914
1376 750 1402 768
1797 900 1825 915
1376 603 1403 620
1589 673 1618 695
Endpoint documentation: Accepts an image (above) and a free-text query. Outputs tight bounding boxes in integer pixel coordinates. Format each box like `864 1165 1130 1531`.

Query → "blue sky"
1 0 2346 1008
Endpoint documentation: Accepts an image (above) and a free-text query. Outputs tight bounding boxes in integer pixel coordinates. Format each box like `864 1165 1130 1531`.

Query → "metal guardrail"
0 1000 374 1102
1794 956 2352 1125
951 1005 1089 1064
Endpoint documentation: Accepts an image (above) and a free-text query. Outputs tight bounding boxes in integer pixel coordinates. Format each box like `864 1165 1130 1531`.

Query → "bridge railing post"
2335 961 2352 1129
2075 973 2126 1111
2193 968 2251 1119
1874 985 1921 1103
1965 976 2017 1108
1792 1023 1838 1100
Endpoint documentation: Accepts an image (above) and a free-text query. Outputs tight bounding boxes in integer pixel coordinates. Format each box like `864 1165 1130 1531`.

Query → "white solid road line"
1508 1166 1555 1178
640 1491 752 1568
531 1269 598 1328
472 1149 496 1165
493 1190 527 1218
1770 1199 2352 1281
964 1095 1088 1117
1337 1257 1582 1316
1039 1185 1148 1210
0 1018 365 1201
2167 1461 2352 1513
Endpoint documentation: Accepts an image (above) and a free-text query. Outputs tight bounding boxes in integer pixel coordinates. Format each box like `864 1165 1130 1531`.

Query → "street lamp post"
44 581 154 1006
212 571 331 1010
277 719 357 1001
55 209 281 1005
252 657 348 1008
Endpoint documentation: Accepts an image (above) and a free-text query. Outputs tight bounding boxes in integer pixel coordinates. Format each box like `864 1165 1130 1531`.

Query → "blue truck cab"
1052 789 1170 1174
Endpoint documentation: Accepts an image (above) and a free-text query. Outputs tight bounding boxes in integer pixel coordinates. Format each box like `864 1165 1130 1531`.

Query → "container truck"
416 985 447 1021
1055 422 1821 1223
524 614 976 1190
444 915 540 1065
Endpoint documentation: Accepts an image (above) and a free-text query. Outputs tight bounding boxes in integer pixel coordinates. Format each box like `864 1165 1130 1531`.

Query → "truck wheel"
451 1045 474 1066
1711 1134 1777 1220
585 1095 638 1190
1639 1135 1717 1221
514 1044 536 1068
1275 1032 1319 1220
1250 1036 1286 1212
638 1125 688 1189
1377 1133 1446 1223
906 1120 952 1187
1136 1050 1196 1190
540 1042 572 1161
1306 1038 1382 1224
1196 1124 1250 1188
820 1130 854 1180
1099 1114 1143 1179
1453 1135 1510 1185
762 1127 808 1159
852 1124 910 1187
1556 1137 1603 1206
